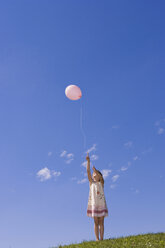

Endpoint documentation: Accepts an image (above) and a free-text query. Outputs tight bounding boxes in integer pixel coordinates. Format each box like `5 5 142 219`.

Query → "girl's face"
92 172 100 182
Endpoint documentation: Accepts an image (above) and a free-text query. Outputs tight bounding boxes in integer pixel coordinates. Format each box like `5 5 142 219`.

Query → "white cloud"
110 184 116 189
86 144 97 154
133 156 139 161
124 141 133 148
120 161 132 171
48 152 52 156
36 167 61 182
52 171 61 177
65 153 74 164
67 153 74 158
91 154 99 161
60 150 67 157
154 118 165 126
37 167 51 182
66 158 74 164
101 169 112 179
120 166 128 171
112 125 120 129
154 119 165 135
112 175 120 182
77 178 88 184
60 150 74 164
158 128 164 135
81 161 87 168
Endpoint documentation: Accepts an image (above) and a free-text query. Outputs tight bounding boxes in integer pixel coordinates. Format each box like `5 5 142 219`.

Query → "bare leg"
94 217 99 241
100 223 104 240
99 216 104 240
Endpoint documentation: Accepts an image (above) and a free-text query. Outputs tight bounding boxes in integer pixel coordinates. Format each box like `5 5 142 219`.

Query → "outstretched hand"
86 152 90 161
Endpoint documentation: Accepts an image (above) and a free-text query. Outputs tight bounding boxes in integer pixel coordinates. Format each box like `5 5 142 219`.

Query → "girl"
86 153 108 241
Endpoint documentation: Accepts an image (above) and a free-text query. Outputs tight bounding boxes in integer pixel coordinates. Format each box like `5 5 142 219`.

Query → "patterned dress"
87 181 108 218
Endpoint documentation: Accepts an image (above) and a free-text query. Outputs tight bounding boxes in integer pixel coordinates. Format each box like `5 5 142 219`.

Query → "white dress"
87 181 108 218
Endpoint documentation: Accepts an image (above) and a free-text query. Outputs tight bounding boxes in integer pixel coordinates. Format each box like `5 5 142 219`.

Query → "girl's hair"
96 170 104 183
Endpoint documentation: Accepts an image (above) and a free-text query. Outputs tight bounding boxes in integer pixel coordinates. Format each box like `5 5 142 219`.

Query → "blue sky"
0 1 165 248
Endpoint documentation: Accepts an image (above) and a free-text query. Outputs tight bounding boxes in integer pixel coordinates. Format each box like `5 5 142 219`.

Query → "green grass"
52 232 165 248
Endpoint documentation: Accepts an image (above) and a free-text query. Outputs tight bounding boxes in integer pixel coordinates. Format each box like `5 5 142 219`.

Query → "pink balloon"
65 85 82 100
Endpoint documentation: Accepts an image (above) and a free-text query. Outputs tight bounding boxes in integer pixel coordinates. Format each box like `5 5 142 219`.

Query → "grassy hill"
52 232 165 248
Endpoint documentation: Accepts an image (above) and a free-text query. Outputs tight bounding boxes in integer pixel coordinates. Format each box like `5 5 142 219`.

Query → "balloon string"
80 101 86 150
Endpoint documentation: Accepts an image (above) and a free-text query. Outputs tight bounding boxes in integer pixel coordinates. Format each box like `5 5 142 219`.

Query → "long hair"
96 169 104 183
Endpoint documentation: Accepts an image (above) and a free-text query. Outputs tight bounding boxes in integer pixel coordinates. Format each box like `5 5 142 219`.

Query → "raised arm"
86 153 93 183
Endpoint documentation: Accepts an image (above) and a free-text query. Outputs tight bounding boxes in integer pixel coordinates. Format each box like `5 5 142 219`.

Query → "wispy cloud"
81 161 87 168
112 174 120 182
154 118 165 135
120 161 132 172
91 154 99 161
81 171 87 177
36 167 61 182
101 169 112 179
60 150 67 157
77 178 88 184
66 153 74 164
86 144 97 154
60 150 74 164
120 166 128 171
130 187 140 194
124 141 133 148
66 158 74 164
52 171 61 178
133 156 139 161
142 147 152 155
48 152 52 157
110 184 116 189
111 125 120 129
67 153 74 158
158 127 164 135
154 118 165 126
